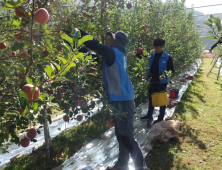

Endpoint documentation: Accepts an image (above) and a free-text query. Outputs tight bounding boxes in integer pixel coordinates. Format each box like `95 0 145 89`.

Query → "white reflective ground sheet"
0 60 202 169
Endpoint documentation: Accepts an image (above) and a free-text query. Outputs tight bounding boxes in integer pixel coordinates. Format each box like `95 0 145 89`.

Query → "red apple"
56 44 63 51
75 100 80 106
22 22 27 27
92 6 96 11
21 84 40 102
136 47 143 54
172 26 176 29
34 8 49 24
20 51 29 58
80 98 87 108
101 8 106 13
47 88 53 94
9 51 16 56
17 108 23 115
140 33 145 38
63 115 69 122
20 137 30 147
47 6 53 15
70 82 77 89
82 108 88 113
126 2 132 9
83 12 87 17
18 72 24 79
56 93 63 100
14 32 22 41
42 50 49 57
59 88 67 93
89 67 96 72
81 87 86 96
15 6 25 17
55 27 61 33
72 94 79 102
36 0 42 5
0 42 7 49
27 128 37 139
77 115 83 121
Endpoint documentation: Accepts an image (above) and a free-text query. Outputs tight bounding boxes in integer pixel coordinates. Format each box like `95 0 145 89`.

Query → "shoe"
106 162 129 170
146 118 153 129
153 119 163 124
140 115 149 122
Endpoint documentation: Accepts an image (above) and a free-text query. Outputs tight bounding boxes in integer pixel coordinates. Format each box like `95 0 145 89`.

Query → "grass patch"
145 59 222 170
2 110 110 170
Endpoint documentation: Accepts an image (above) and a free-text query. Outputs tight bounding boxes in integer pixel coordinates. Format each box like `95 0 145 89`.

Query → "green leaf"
46 35 55 40
208 18 214 23
85 55 92 61
143 50 148 55
45 39 52 49
43 24 47 30
150 49 155 53
44 65 54 78
63 44 71 54
0 106 6 117
61 34 73 47
12 20 21 27
26 77 32 84
77 35 94 47
203 22 212 28
11 43 24 51
0 148 8 154
71 28 81 42
5 111 19 116
19 91 29 110
207 31 214 34
49 96 55 102
72 52 83 61
204 35 217 40
4 1 16 7
57 56 68 64
37 115 45 124
53 63 61 71
60 62 76 76
31 102 38 111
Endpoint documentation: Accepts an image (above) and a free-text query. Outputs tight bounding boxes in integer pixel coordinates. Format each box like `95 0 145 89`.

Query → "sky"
184 0 222 15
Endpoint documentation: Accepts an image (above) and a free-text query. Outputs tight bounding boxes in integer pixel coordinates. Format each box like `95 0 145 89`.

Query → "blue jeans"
110 100 148 170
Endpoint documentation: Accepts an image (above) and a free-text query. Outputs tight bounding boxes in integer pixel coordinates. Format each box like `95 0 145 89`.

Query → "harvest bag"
152 91 169 107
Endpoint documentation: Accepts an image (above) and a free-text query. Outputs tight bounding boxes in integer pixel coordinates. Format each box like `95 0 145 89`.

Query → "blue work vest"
102 47 135 101
147 50 170 84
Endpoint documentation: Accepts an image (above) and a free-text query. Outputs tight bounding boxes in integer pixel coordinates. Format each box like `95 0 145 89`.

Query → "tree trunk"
43 109 51 161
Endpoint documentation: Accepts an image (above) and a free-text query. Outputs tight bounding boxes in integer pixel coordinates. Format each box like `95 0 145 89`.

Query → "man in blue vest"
79 29 149 170
139 38 174 128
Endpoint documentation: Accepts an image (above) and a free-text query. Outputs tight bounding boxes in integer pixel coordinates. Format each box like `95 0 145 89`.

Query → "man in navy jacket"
79 29 149 170
139 38 174 128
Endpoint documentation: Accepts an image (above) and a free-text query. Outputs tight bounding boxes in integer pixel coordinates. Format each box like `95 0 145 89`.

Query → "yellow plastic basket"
151 91 169 107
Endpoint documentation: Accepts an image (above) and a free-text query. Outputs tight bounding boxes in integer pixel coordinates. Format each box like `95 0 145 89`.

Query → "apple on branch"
21 84 40 102
126 2 132 9
0 42 7 49
34 8 49 24
20 137 30 147
15 6 25 17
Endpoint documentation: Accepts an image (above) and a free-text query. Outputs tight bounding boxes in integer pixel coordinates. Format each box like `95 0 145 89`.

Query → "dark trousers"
147 83 167 120
110 100 148 170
